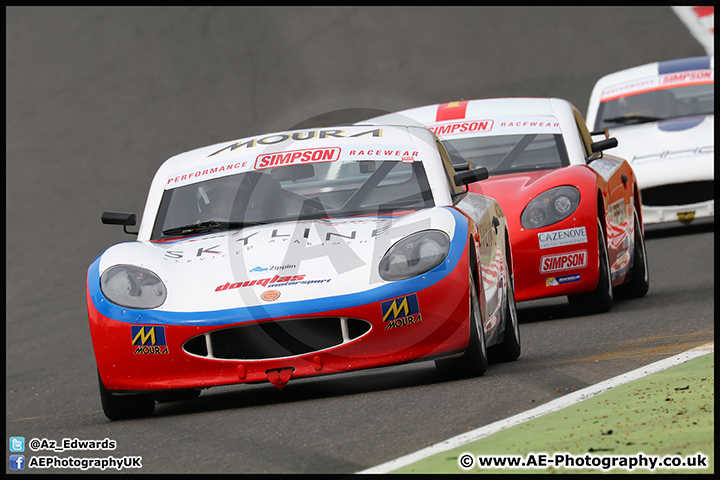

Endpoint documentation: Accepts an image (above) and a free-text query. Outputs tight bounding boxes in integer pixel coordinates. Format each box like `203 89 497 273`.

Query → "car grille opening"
641 180 714 207
183 317 371 360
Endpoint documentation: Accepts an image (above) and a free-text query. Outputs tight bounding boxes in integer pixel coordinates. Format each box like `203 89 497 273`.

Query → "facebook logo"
9 455 25 470
9 437 25 452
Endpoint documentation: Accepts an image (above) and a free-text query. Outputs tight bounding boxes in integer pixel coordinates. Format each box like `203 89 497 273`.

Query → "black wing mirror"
590 137 618 153
102 212 138 235
454 167 489 187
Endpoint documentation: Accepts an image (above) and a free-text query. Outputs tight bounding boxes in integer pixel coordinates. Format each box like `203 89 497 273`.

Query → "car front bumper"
641 200 714 225
87 254 473 392
510 212 602 303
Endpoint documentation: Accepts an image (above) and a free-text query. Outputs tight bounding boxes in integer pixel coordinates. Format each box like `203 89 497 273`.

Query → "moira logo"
131 325 169 355
381 294 420 321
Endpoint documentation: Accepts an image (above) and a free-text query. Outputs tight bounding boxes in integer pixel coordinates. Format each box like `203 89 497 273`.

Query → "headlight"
100 265 167 309
521 186 580 229
379 230 450 281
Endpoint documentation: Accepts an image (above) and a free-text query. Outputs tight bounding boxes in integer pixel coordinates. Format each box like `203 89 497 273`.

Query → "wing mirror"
102 212 138 235
587 137 619 163
590 137 618 153
454 167 489 187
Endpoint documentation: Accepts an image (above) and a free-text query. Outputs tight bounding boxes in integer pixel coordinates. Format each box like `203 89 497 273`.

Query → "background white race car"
585 56 714 226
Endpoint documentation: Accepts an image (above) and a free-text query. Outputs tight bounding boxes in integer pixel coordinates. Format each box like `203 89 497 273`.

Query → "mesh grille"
183 317 371 360
641 181 714 207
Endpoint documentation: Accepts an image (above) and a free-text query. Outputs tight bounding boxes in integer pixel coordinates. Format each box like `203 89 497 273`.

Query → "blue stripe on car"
658 56 711 74
657 117 707 131
88 207 469 326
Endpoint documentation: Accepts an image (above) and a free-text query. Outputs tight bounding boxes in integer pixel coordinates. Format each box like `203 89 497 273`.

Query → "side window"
436 140 465 197
573 110 595 160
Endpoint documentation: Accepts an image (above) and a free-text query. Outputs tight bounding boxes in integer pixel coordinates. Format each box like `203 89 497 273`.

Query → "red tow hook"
266 367 295 390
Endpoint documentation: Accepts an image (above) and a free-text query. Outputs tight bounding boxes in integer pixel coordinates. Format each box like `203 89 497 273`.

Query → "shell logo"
261 290 281 302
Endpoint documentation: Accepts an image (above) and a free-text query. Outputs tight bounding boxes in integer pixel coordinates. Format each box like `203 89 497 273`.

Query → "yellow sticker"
677 212 695 225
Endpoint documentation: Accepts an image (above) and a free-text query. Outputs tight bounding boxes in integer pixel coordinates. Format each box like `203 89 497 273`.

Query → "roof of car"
362 97 575 127
585 56 714 126
155 124 439 182
137 124 453 240
591 56 714 88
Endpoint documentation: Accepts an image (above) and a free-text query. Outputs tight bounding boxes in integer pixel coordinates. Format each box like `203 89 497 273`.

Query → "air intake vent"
641 181 714 207
183 317 371 360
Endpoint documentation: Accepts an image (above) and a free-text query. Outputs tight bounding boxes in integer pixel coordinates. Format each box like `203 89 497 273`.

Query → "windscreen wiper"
603 114 664 125
162 220 251 236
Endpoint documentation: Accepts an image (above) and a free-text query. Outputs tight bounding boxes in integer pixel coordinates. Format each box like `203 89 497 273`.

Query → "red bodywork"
88 241 477 392
471 162 638 302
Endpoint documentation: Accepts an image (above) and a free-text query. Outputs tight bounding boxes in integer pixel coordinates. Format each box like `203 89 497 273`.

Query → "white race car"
585 56 714 226
88 124 521 420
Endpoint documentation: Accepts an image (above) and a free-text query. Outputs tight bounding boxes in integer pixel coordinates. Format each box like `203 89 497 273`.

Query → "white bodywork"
100 125 504 313
586 57 714 225
98 209 458 312
137 125 451 239
361 97 590 166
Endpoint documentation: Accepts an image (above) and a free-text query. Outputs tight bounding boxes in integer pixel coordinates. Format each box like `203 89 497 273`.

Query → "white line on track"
358 342 714 474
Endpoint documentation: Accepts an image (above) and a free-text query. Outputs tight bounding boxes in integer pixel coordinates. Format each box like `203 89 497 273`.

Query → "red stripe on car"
436 101 469 122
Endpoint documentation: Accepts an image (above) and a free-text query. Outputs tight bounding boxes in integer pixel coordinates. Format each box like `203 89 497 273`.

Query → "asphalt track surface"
6 6 714 474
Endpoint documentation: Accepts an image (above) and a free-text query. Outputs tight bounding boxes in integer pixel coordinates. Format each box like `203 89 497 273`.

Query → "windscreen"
152 160 434 239
594 83 714 131
441 134 570 176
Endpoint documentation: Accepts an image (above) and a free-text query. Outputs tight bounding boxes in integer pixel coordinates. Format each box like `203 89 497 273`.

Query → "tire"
98 371 155 421
568 218 613 314
490 238 521 362
436 270 488 378
615 210 649 299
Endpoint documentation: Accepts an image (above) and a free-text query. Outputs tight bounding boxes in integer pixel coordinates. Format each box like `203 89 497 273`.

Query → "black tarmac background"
6 6 713 474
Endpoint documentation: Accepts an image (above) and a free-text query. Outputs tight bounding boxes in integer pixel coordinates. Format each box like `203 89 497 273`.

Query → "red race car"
363 98 649 312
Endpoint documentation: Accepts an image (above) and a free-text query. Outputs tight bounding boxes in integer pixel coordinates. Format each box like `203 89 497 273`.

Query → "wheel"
615 209 649 299
98 371 155 421
490 238 521 362
568 218 613 314
435 270 488 378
